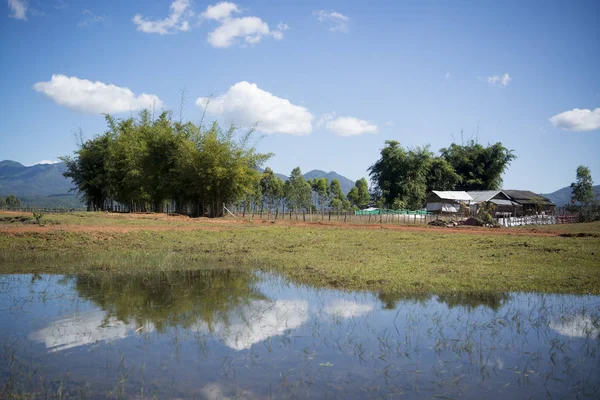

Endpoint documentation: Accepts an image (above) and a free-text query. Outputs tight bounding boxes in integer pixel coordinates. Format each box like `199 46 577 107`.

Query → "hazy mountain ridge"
540 185 600 207
5 159 594 208
1 161 356 205
0 160 75 197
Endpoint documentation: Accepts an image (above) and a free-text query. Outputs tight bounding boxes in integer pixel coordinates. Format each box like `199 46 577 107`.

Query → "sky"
1 0 599 193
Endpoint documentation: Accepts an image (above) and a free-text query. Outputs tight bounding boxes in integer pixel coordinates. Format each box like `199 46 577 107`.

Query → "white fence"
497 215 557 227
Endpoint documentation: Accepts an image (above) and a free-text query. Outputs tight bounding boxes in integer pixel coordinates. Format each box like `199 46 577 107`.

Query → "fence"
226 206 454 225
0 206 87 214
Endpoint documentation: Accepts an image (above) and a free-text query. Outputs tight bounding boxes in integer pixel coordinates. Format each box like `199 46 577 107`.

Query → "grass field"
1 211 599 294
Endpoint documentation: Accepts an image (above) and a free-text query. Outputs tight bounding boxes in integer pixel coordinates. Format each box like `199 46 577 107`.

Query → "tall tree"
347 178 370 209
440 141 515 191
368 141 433 209
310 177 330 211
284 167 312 211
328 179 346 210
570 165 594 205
260 168 285 210
60 131 113 211
4 194 21 208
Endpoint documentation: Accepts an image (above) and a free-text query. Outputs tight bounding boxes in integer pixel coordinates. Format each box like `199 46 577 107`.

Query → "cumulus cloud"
318 112 377 136
133 0 192 35
487 73 511 86
33 74 164 115
30 160 60 166
8 0 27 20
549 108 600 132
196 81 313 135
201 1 239 20
314 10 349 33
202 2 287 47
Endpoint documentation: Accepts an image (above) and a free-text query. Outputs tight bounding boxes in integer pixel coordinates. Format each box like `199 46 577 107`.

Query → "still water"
1 271 599 399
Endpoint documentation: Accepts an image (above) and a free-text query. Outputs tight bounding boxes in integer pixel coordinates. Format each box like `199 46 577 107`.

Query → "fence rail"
0 206 582 227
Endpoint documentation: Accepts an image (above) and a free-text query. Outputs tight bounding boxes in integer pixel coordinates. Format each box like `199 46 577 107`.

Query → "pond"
1 271 599 399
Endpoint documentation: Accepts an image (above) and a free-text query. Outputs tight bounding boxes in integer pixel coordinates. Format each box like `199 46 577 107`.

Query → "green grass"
1 212 599 294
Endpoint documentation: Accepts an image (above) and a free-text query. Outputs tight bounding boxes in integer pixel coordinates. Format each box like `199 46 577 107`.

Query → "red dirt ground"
0 211 564 237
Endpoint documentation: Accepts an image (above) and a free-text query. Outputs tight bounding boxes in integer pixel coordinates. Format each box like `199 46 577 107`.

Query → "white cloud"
33 74 164 115
203 2 286 48
207 16 269 47
314 10 349 33
318 112 377 136
487 73 511 87
196 81 313 135
549 108 600 132
201 1 239 20
8 0 27 20
133 0 192 35
323 300 374 318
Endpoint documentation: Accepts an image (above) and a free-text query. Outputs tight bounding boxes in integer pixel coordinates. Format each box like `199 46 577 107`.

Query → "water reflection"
1 272 599 399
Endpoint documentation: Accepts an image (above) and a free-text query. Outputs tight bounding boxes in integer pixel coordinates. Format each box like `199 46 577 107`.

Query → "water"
1 271 599 399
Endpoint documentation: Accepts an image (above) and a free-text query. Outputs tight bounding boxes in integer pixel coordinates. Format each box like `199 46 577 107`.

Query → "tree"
61 110 271 217
440 140 515 191
368 141 433 209
347 178 370 209
328 178 346 210
309 177 329 211
260 168 285 210
426 157 461 192
0 197 5 209
60 131 113 211
570 166 594 205
284 167 312 211
5 194 21 208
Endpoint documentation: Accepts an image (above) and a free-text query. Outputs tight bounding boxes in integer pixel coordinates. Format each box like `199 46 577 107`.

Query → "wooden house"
467 190 522 216
503 190 556 215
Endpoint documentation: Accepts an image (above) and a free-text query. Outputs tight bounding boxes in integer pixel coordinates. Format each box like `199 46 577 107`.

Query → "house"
467 190 522 216
426 191 472 214
503 190 556 215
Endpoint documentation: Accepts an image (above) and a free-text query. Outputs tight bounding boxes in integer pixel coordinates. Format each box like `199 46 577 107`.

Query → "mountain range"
2 159 597 208
0 160 356 207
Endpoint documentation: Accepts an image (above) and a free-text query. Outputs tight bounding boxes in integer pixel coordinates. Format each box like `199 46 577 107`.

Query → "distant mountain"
0 160 74 197
540 185 600 207
303 170 355 194
261 169 356 194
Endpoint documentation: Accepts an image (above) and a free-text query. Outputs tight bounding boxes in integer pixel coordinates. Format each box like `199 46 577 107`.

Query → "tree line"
61 109 517 216
0 194 22 209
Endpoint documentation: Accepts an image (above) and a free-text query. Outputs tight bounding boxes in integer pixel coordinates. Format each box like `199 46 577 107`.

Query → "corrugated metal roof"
467 191 502 203
431 191 472 201
504 190 555 205
490 199 520 207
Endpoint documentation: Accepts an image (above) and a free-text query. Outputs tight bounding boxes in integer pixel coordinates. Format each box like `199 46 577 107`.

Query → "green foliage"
4 194 22 208
369 140 516 209
284 167 312 211
570 165 594 205
0 197 5 209
61 110 271 217
260 167 285 210
347 178 370 209
368 141 433 209
32 211 45 226
308 177 330 210
328 179 346 210
440 140 516 190
476 202 496 225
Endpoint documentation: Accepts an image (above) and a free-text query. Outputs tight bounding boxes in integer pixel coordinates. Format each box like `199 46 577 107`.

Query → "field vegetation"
1 211 598 294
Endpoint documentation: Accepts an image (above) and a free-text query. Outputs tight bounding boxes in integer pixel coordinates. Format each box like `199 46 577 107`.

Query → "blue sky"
1 0 599 193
